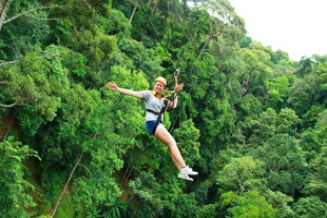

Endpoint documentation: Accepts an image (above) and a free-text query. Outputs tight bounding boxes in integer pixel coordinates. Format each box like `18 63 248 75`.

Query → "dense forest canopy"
0 0 327 217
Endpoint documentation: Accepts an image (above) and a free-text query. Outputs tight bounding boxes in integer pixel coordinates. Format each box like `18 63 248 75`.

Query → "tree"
293 196 327 218
173 119 201 164
0 137 39 217
265 76 289 108
264 190 294 218
275 108 301 136
305 146 327 201
0 45 69 136
255 134 308 195
220 191 276 218
287 78 316 116
0 0 50 60
216 156 266 193
246 108 277 145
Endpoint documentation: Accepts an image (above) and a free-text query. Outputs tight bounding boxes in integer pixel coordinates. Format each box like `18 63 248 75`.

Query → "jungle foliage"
1 0 327 217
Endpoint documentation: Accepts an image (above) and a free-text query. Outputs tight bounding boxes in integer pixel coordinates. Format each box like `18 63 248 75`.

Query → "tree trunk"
51 152 84 217
198 33 214 58
151 0 159 16
240 80 249 97
129 5 138 23
0 0 12 31
0 110 16 142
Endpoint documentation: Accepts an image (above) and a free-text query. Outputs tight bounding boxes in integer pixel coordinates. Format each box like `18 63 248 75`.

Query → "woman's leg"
154 123 186 169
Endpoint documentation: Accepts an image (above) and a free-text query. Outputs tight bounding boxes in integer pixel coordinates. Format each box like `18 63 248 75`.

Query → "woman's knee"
167 138 177 148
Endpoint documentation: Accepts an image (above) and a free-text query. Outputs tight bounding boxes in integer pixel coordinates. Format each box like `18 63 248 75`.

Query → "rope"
136 0 200 117
135 1 189 176
136 0 179 76
136 0 188 135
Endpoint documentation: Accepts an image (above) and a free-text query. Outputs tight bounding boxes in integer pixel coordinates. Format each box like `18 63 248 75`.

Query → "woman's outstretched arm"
169 83 184 109
106 82 143 98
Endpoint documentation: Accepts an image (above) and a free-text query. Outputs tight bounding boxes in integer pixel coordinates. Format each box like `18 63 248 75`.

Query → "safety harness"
146 99 168 134
146 70 180 134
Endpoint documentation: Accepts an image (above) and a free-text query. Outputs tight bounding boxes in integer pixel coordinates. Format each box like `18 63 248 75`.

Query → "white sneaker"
178 172 193 181
181 166 198 176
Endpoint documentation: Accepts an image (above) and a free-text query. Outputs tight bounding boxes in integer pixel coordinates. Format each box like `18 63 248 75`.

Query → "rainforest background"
1 0 327 217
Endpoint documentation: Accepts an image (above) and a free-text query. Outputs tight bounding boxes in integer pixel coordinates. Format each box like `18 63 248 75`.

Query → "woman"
107 76 198 181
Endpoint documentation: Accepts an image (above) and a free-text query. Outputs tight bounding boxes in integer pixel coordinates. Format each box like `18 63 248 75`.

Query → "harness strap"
146 109 160 115
146 108 163 134
146 98 168 134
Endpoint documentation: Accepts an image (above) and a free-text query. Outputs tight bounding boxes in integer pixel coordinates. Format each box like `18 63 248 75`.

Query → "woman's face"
154 81 165 93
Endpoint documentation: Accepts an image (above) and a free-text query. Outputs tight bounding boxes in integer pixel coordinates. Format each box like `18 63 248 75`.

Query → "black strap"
146 109 160 115
146 99 169 134
146 108 163 135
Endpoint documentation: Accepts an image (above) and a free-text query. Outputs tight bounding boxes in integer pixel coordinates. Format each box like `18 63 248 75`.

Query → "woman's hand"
175 83 184 93
106 82 118 91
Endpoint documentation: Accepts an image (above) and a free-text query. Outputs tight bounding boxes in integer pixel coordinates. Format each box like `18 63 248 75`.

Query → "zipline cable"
136 0 184 134
136 0 179 79
137 0 209 133
135 0 200 176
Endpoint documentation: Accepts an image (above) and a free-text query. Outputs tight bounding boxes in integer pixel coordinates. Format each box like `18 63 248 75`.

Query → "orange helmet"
155 76 167 87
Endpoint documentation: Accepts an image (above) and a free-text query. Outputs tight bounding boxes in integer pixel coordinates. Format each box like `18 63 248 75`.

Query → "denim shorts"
145 120 159 135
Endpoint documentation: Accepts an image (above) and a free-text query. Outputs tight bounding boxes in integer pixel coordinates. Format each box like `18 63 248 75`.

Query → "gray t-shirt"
138 90 165 121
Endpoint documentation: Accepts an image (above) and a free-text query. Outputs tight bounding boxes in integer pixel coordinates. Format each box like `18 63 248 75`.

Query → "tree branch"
0 60 18 67
51 152 84 217
151 0 159 16
129 4 138 23
0 0 12 31
0 100 18 108
198 33 214 59
25 13 62 21
3 5 62 26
